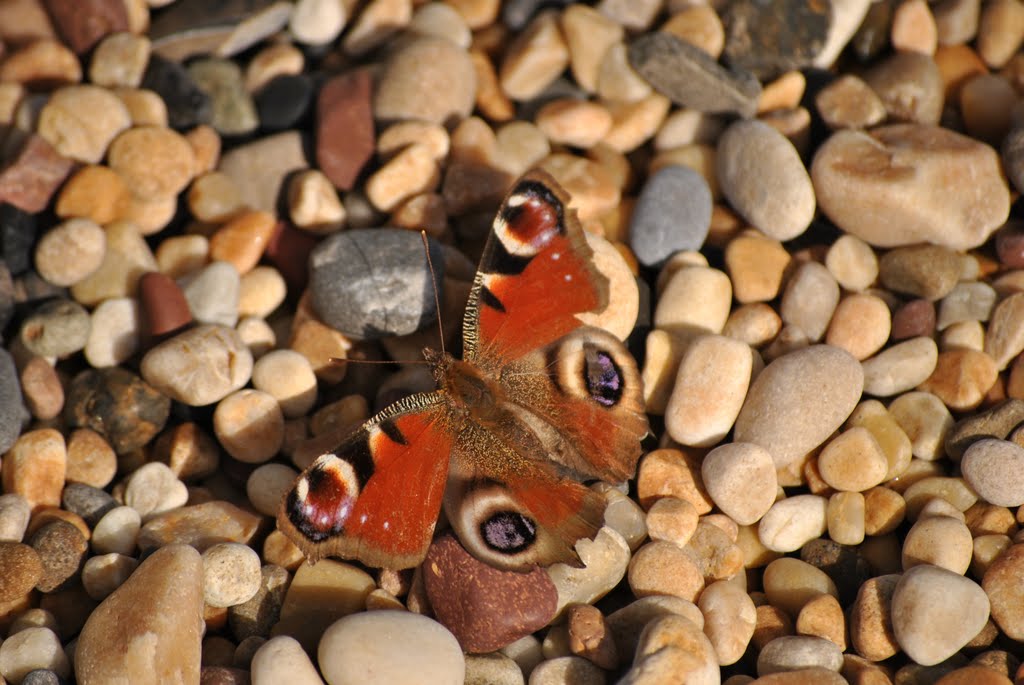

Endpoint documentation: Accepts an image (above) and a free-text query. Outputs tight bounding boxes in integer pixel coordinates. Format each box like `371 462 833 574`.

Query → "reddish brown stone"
891 298 936 341
265 220 317 291
423 534 558 653
139 271 192 338
316 69 374 191
41 0 128 54
996 221 1024 269
0 131 73 213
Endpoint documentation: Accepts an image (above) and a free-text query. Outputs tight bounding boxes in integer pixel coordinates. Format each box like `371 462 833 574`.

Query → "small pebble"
879 244 963 300
19 298 90 358
861 336 939 397
138 500 261 552
65 367 170 454
219 131 307 212
0 494 32 542
213 389 285 464
19 356 63 421
84 297 140 368
961 439 1024 506
123 462 189 520
817 428 889 492
629 165 712 268
81 552 139 600
759 495 829 553
985 292 1024 370
228 563 290 641
2 428 66 511
62 482 117 527
107 125 196 200
29 520 88 592
91 505 142 556
182 261 241 327
902 514 973 573
273 558 375 651
917 349 998 411
70 220 158 306
36 85 131 164
779 261 840 342
34 218 106 288
0 627 70 684
724 231 792 304
65 428 118 488
250 636 325 685
0 541 43 601
140 324 253 406
757 635 843 676
202 542 263 608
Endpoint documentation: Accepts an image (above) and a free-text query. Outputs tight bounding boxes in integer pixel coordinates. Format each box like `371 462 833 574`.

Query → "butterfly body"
280 171 649 572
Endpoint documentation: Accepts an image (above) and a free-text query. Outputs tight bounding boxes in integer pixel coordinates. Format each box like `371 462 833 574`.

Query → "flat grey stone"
629 165 712 268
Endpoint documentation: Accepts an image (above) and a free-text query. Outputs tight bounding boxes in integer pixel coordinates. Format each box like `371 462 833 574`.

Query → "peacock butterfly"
277 170 649 571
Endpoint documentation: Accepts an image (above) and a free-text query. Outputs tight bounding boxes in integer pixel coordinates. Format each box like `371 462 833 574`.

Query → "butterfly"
277 170 649 571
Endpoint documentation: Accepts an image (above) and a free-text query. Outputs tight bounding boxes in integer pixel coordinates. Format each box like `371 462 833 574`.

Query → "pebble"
464 653 523 685
250 349 317 418
91 506 142 556
759 495 828 553
34 217 106 287
825 294 891 361
89 32 151 88
902 514 973 573
141 54 213 130
84 297 140 368
628 31 761 118
817 428 889 492
2 428 66 511
879 244 963 300
961 439 1024 506
698 580 756 666
62 483 117 527
653 265 732 335
65 367 169 454
779 262 840 342
665 334 752 447
140 324 253 406
498 11 569 101
734 345 863 468
19 356 62 421
978 0 1024 66
82 552 139 600
723 231 791 304
202 542 262 608
937 281 997 331
528 655 604 684
986 292 1024 369
138 500 261 552
375 36 476 123
213 389 284 464
65 428 118 488
628 539 705 602
342 0 412 56
70 220 158 306
29 519 88 592
815 74 887 130
214 132 302 214
0 134 72 216
0 541 42 601
287 170 346 234
19 298 90 358
209 210 275 275
861 336 939 397
700 443 777 527
946 399 1024 460
181 261 241 327
139 272 191 339
892 564 990 666
318 610 464 685
812 125 1010 250
620 614 719 684
228 563 289 641
250 636 325 685
123 462 189 522
36 85 131 164
917 349 998 411
597 42 654 104
366 143 440 212
982 543 1024 641
289 0 346 45
757 635 843 676
0 493 30 542
629 165 712 268
0 627 70 684
903 476 978 520
272 559 375 651
636 448 714 514
316 70 374 192
662 6 726 59
308 229 443 338
107 125 196 200
561 4 623 93
75 544 203 684
0 38 81 87
425 534 557 653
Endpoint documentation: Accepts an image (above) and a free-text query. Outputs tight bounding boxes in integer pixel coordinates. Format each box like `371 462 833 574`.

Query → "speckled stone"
64 367 169 454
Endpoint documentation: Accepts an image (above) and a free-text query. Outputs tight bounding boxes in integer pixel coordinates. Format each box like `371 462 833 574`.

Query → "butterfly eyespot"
480 511 537 554
584 348 624 407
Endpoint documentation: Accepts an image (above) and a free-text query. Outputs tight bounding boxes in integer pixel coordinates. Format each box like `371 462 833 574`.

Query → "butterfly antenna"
421 231 446 356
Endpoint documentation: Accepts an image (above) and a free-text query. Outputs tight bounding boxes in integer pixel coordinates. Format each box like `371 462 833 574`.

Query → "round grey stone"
629 165 712 268
0 349 26 454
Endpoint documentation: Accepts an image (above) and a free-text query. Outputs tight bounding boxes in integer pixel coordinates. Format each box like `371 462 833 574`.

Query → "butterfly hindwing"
277 393 453 569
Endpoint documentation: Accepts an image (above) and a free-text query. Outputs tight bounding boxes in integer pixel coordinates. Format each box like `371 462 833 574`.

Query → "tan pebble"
494 121 550 177
65 429 117 488
620 615 719 684
342 0 412 56
815 75 887 130
937 281 997 331
37 85 131 164
964 501 1017 537
1 429 66 512
762 557 839 618
661 6 725 58
409 2 470 48
107 126 196 200
795 593 847 650
891 564 990 666
155 234 209 280
757 635 844 676
263 529 304 571
288 317 352 384
365 143 439 212
827 491 866 545
184 124 221 175
653 266 732 334
34 217 106 288
535 99 613 149
602 94 671 153
654 109 724 150
861 337 939 397
213 389 284 464
918 497 965 521
639 329 688 415
892 0 939 54
238 266 286 320
84 297 140 368
817 428 889 492
606 595 705 659
753 604 795 651
54 165 131 225
251 349 317 419
187 171 244 223
687 520 744 581
656 250 709 294
701 442 777 526
378 121 450 161
724 228 791 302
244 43 304 92
150 422 220 482
902 514 973 573
723 303 782 348
597 485 647 552
903 476 978 520
123 462 188 520
596 42 653 103
665 334 752 447
529 655 604 684
758 495 828 553
0 82 25 125
0 38 81 86
113 87 169 127
499 11 569 101
846 400 913 480
780 262 840 342
960 73 1017 145
560 4 623 92
917 348 998 410
89 32 151 88
469 49 513 123
941 320 985 351
825 294 891 361
961 439 1024 507
978 0 1024 67
390 193 447 238
546 527 631 617
985 293 1024 369
699 580 756 665
538 153 619 222
982 543 1024 640
566 604 618 670
934 44 987 99
141 324 253 406
636 448 713 513
645 497 698 547
19 356 63 421
628 540 704 602
121 192 179 236
598 0 661 30
972 533 1012 578
849 574 901 661
758 71 807 113
208 209 276 275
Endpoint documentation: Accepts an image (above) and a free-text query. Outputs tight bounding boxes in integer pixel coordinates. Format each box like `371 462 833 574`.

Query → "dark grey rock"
141 55 213 131
187 57 258 137
0 348 26 453
502 0 575 30
308 228 444 339
20 670 64 685
0 260 14 333
254 74 314 132
18 298 90 358
629 165 712 268
228 563 290 641
722 0 832 80
65 367 170 454
0 203 37 275
1002 126 1024 196
62 482 118 527
628 32 762 118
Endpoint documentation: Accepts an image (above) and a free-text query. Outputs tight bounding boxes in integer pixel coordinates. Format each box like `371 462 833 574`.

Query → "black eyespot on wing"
584 346 624 407
480 511 537 554
479 285 507 313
